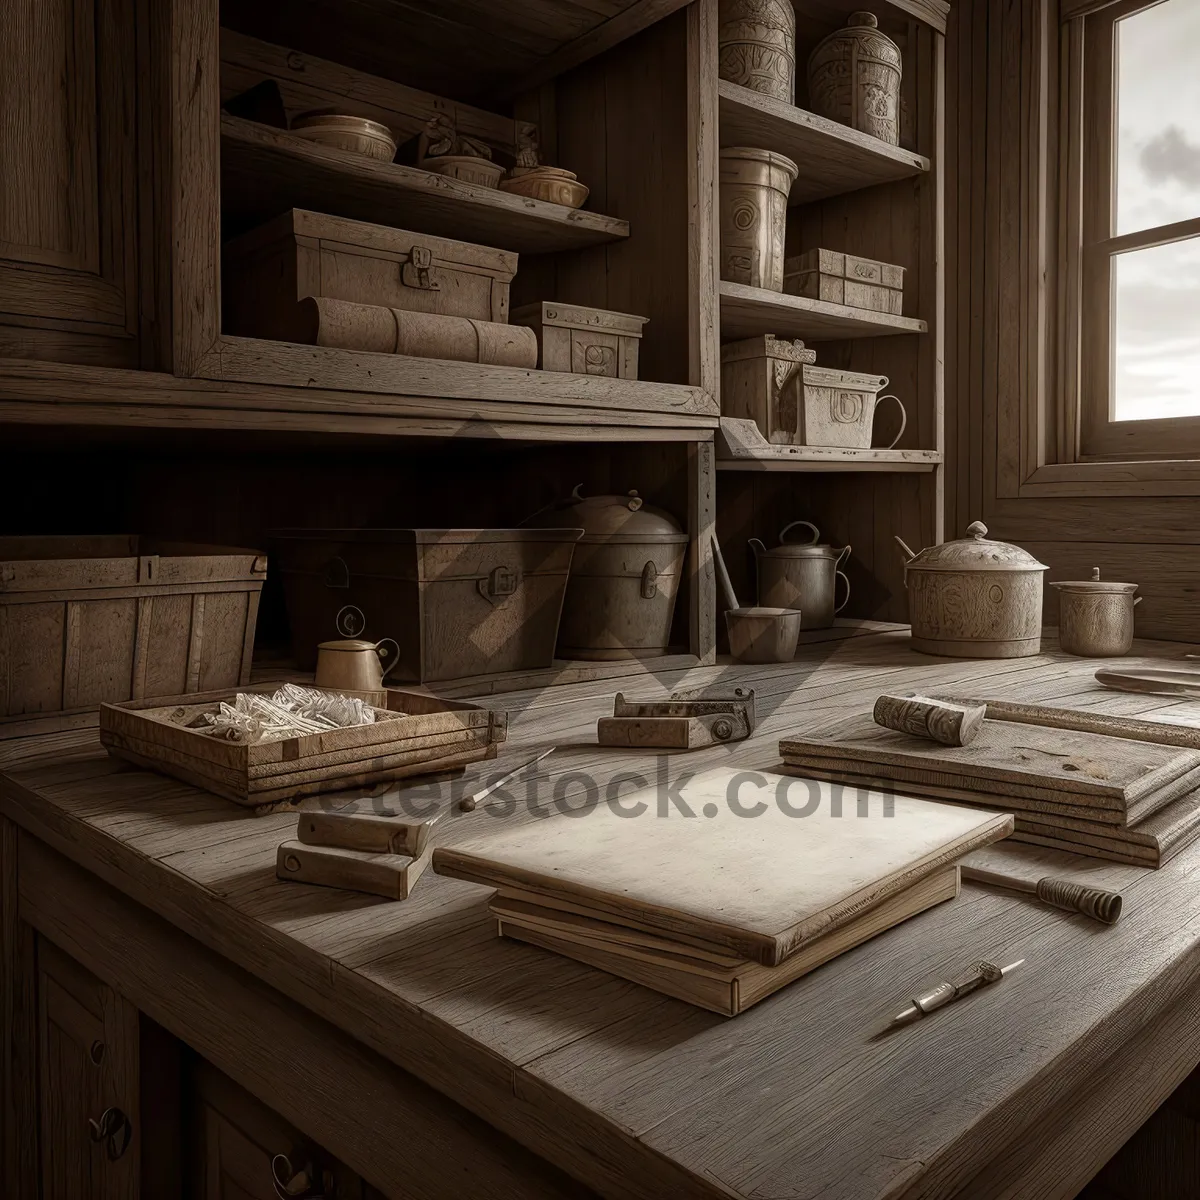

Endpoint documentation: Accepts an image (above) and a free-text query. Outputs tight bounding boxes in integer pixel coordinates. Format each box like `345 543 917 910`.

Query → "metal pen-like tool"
458 747 556 812
882 958 1025 1034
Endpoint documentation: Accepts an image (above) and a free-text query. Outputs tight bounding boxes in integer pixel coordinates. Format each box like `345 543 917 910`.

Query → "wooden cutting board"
779 715 1200 820
433 767 1011 966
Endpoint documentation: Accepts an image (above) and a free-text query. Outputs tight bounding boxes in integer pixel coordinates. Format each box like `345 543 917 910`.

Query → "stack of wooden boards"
779 706 1200 867
276 796 439 899
432 769 1012 1015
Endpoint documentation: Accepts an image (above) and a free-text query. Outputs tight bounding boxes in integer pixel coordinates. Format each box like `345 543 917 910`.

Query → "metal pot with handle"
749 520 851 630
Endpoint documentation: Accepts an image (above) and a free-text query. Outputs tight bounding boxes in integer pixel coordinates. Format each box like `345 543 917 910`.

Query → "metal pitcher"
749 520 851 630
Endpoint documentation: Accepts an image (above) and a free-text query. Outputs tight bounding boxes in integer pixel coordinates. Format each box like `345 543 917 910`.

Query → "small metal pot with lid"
750 520 851 630
535 487 689 660
895 521 1048 658
1051 568 1141 657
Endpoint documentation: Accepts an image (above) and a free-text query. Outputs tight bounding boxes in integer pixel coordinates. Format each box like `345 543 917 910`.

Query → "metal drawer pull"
87 1106 132 1161
401 245 441 291
271 1153 334 1199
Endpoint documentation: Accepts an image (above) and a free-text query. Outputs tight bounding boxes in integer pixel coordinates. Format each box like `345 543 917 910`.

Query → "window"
1076 0 1200 458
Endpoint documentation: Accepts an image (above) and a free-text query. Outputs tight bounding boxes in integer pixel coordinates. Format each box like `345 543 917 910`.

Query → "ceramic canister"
895 521 1048 658
807 12 903 145
719 147 799 292
717 0 797 103
1050 568 1140 657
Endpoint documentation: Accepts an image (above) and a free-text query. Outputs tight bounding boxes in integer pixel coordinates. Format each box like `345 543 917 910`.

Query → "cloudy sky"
1111 0 1200 421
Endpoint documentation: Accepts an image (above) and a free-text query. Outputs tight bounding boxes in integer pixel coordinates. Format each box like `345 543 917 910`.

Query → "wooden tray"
99 682 506 809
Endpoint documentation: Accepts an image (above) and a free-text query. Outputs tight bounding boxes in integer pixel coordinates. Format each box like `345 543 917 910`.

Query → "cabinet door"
37 937 139 1200
0 0 138 360
190 1060 378 1200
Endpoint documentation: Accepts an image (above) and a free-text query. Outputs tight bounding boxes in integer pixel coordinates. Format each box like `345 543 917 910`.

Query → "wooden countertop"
6 630 1200 1199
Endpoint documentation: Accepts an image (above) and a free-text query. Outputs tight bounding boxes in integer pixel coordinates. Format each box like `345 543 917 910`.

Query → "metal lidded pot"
535 487 689 660
1051 568 1140 657
895 521 1048 658
750 520 851 630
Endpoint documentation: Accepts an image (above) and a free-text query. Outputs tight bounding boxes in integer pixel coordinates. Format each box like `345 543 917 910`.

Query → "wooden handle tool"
961 865 1122 924
873 693 986 746
1094 667 1200 699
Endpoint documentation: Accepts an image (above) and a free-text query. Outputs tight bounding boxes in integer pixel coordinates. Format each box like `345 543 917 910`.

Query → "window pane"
1115 0 1200 236
1113 235 1200 421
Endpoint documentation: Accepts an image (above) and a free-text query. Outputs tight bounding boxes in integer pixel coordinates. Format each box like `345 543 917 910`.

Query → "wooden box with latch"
272 528 583 683
222 208 519 342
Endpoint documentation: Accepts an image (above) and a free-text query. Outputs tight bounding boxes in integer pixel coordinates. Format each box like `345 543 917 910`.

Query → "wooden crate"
271 528 583 683
0 536 266 739
99 683 507 809
783 250 905 315
720 335 816 445
510 302 648 378
222 209 519 344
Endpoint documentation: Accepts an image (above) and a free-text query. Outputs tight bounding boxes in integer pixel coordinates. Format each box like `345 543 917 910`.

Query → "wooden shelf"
718 82 929 205
716 417 941 472
220 115 630 255
719 282 928 341
0 357 718 442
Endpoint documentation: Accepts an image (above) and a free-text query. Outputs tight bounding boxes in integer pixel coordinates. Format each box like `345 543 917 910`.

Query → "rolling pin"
873 693 986 746
294 296 539 367
961 865 1123 924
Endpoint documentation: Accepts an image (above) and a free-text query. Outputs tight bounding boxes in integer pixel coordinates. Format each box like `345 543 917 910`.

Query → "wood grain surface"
6 633 1200 1199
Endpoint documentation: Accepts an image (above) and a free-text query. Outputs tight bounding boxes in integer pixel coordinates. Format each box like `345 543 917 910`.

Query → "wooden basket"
0 536 266 739
99 683 507 809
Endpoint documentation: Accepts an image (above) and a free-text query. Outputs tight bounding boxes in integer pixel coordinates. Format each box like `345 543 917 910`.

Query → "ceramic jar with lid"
895 521 1048 658
1051 568 1141 657
535 488 689 660
807 12 903 145
750 520 852 629
718 0 797 103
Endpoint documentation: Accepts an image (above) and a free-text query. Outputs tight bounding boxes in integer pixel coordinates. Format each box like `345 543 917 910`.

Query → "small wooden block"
297 806 436 856
276 839 430 900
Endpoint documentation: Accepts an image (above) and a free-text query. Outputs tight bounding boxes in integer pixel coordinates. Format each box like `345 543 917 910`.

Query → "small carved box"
511 302 649 379
783 249 905 315
720 334 817 444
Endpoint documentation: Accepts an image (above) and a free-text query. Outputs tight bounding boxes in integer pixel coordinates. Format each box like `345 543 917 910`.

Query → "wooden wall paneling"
946 0 1200 642
549 13 693 386
0 0 139 366
1 815 38 1199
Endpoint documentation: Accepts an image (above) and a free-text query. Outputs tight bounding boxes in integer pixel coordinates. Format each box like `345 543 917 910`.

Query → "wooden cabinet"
35 938 140 1200
0 0 139 365
189 1058 384 1200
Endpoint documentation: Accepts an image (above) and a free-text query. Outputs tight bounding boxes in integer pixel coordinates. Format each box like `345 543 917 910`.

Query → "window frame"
1073 0 1200 460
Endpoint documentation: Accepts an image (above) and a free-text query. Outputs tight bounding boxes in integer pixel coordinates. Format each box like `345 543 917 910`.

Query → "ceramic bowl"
290 112 397 163
499 166 590 209
725 607 803 663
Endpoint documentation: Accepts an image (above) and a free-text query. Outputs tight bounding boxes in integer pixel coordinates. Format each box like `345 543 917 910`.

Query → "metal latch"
478 565 519 604
640 560 658 600
402 246 441 291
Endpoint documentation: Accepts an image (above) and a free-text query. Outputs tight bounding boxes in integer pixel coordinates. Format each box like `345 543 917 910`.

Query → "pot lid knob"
626 490 644 513
1091 567 1101 581
850 10 879 25
967 521 988 540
